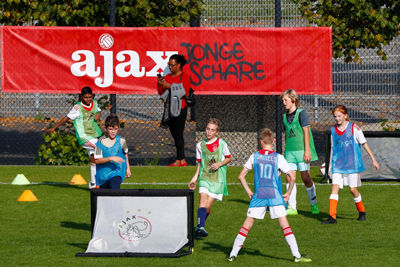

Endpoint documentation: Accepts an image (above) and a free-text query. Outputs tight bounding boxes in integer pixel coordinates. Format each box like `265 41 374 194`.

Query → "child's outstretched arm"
362 143 380 170
188 163 200 190
45 116 70 133
283 170 296 203
210 157 232 171
238 167 253 199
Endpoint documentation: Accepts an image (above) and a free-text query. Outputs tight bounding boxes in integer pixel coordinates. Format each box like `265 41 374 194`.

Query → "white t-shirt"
67 101 101 120
244 149 292 175
196 138 231 162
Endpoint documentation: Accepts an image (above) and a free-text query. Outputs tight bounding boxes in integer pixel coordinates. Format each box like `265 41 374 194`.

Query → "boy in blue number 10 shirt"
227 128 311 263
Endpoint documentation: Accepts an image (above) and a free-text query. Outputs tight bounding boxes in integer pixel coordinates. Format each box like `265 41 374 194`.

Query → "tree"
293 0 400 63
0 0 203 27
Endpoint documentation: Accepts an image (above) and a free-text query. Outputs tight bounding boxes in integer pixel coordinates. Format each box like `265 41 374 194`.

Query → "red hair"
332 105 349 121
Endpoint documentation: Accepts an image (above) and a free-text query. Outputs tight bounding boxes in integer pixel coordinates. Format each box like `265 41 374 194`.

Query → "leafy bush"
381 119 400 131
36 121 90 165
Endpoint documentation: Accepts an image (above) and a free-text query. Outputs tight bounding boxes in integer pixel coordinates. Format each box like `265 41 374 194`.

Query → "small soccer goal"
322 131 400 182
76 189 194 258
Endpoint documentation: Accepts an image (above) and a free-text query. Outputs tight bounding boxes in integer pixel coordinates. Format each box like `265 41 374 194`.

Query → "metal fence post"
275 0 283 154
109 0 117 114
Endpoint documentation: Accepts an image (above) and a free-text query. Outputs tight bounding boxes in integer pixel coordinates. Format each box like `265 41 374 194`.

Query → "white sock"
306 183 317 205
286 183 297 209
90 163 96 184
229 227 248 257
283 227 301 258
330 194 339 201
354 194 362 203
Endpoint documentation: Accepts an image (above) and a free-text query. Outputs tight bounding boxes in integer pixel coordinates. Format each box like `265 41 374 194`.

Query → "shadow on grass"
202 242 292 262
297 209 329 222
227 198 250 205
61 221 91 231
67 243 89 250
42 181 90 192
298 209 356 223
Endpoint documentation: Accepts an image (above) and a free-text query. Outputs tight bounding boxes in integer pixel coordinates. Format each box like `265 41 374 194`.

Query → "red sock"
329 199 338 219
356 201 365 213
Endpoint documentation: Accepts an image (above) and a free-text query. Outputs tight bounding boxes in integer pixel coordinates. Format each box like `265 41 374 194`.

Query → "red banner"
0 26 332 95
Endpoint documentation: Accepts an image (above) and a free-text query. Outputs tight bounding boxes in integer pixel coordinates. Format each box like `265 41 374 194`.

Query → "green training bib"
283 108 318 163
73 100 102 145
198 139 228 196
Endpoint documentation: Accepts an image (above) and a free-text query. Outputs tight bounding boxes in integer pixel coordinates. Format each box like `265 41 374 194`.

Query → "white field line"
1 182 400 186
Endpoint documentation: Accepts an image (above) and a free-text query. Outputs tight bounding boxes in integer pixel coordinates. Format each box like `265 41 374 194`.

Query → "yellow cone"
69 174 87 185
17 190 39 202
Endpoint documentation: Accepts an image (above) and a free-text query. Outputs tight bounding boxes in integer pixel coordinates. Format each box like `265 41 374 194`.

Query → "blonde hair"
280 88 299 106
332 105 350 121
259 128 275 144
207 118 221 131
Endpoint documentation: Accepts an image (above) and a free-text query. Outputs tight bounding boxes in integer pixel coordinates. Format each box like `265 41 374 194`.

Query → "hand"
109 156 125 163
158 79 170 89
247 191 254 199
372 159 380 170
303 150 311 163
188 179 197 190
282 193 290 203
45 128 55 134
126 168 131 178
210 162 220 171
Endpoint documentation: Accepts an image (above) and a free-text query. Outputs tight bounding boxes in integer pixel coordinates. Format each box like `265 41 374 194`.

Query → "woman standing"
157 54 190 167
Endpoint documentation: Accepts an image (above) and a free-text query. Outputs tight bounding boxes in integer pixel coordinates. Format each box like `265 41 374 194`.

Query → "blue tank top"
331 122 365 174
249 151 286 208
95 135 127 186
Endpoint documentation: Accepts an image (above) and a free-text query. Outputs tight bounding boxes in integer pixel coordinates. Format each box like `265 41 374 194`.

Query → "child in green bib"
46 87 102 189
189 118 232 238
281 89 319 215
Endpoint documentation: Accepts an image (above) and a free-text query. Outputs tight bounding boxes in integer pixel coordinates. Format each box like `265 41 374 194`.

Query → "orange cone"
17 190 39 202
68 174 87 185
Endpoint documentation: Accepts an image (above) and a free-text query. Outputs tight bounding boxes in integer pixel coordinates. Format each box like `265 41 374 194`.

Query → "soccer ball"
89 238 108 251
320 163 326 176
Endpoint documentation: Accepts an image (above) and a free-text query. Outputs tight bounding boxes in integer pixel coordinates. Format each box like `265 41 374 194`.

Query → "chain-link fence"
1 0 399 166
199 0 400 166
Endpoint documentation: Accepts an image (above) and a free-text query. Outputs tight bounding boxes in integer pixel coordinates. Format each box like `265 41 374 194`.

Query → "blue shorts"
288 162 310 172
99 176 122 189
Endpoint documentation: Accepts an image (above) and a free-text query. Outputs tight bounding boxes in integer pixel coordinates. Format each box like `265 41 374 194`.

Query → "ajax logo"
70 34 177 87
98 33 114 49
118 211 152 242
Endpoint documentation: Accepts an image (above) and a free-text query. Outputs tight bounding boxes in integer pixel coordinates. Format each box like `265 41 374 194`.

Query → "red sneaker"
180 162 188 166
168 160 181 167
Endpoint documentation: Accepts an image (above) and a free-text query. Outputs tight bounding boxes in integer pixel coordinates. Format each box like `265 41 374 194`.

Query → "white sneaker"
89 182 97 189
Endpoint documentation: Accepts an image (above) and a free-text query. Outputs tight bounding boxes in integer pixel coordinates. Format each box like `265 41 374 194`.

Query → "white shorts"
288 162 310 172
199 186 223 201
332 173 361 189
82 138 98 157
246 205 286 220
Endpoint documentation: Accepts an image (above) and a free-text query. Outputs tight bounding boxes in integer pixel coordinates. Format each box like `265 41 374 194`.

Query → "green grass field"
1 165 399 266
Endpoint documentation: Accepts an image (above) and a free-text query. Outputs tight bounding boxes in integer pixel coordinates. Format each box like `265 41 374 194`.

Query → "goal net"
77 189 194 257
